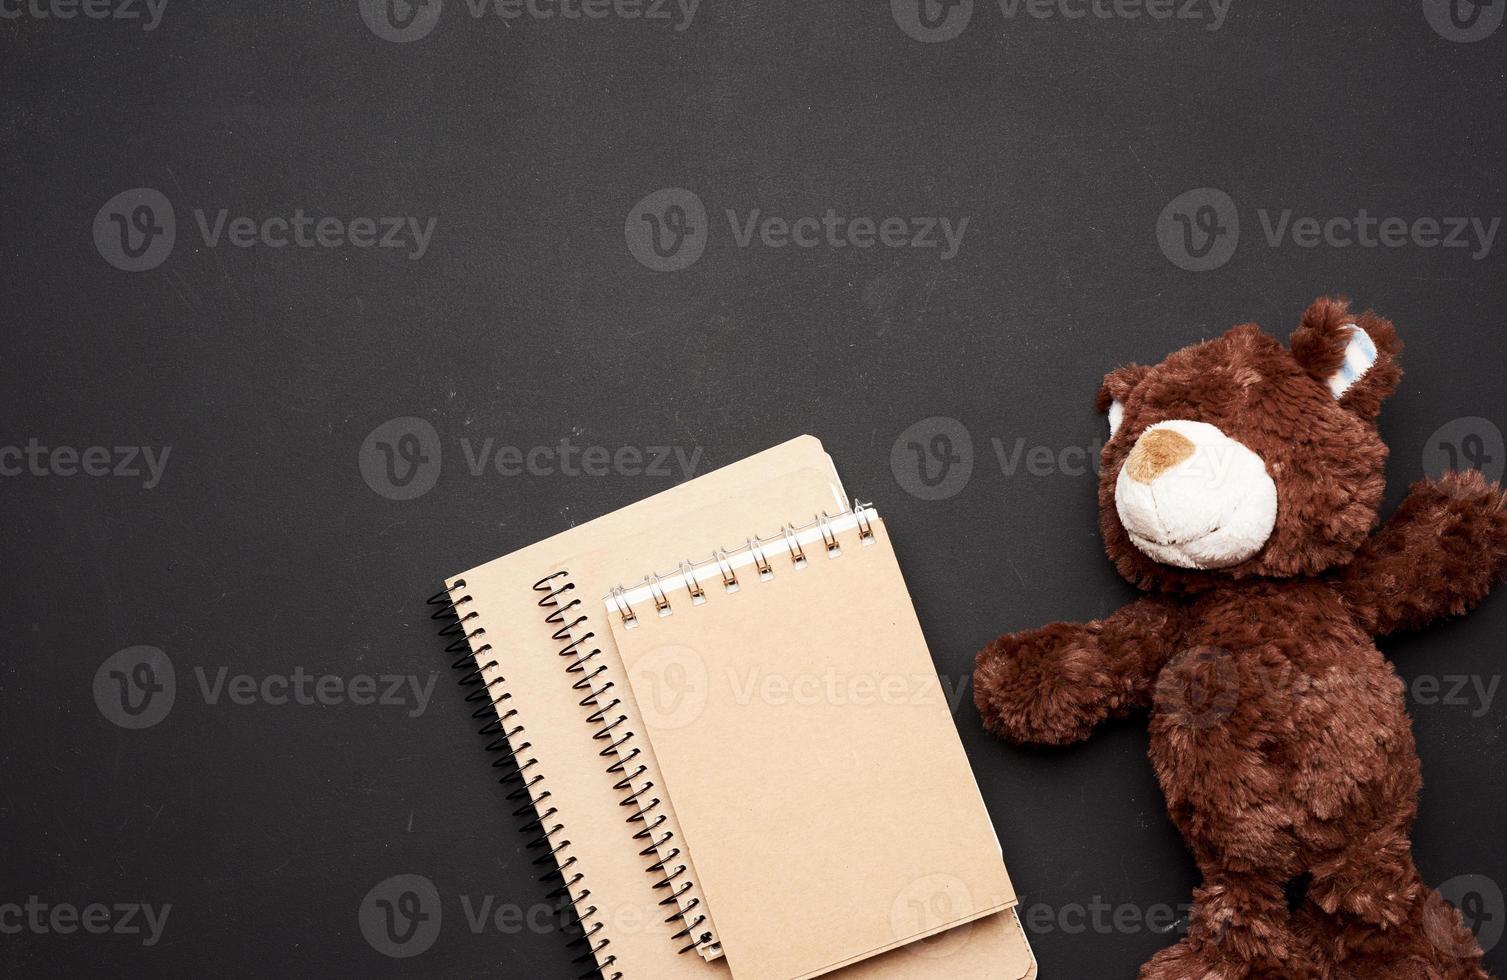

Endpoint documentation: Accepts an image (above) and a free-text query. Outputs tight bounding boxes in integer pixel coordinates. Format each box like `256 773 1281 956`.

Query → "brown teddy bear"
974 297 1507 979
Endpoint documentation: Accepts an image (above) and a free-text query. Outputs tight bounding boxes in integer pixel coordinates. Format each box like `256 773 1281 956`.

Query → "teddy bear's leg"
1311 876 1492 980
1140 871 1322 980
1139 937 1244 980
1308 833 1423 929
1302 845 1491 979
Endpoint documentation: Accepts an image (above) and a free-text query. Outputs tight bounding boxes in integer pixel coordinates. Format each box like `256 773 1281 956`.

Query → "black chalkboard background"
3 2 1505 977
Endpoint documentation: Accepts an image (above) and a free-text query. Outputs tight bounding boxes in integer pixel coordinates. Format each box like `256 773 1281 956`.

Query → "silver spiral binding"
607 502 878 625
534 570 721 959
430 579 622 980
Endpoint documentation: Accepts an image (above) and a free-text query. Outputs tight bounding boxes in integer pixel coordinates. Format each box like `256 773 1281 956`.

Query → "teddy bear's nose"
1125 427 1196 484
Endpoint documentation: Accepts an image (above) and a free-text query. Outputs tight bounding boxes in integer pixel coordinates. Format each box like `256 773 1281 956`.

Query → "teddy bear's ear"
1289 296 1402 420
1096 363 1151 437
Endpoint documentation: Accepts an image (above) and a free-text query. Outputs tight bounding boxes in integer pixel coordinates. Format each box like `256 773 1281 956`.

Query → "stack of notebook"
433 436 1034 980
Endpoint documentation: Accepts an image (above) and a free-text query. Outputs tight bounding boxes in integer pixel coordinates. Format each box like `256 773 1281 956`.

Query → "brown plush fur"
977 297 1507 979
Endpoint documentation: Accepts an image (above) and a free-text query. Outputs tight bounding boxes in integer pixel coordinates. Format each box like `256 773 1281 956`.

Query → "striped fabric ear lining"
1326 324 1378 399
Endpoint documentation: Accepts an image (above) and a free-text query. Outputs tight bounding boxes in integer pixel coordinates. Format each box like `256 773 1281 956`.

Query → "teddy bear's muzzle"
1115 419 1278 570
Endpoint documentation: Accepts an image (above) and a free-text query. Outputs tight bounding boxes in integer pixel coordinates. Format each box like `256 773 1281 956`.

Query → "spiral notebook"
434 436 1034 980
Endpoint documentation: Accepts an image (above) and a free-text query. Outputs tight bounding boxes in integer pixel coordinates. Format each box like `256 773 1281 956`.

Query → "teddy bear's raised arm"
1337 469 1507 637
973 595 1184 746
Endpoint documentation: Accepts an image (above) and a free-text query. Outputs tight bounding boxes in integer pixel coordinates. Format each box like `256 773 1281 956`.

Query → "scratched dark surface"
2 2 1506 977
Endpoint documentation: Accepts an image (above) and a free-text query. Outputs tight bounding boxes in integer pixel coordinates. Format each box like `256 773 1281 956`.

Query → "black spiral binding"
430 579 623 980
533 571 719 958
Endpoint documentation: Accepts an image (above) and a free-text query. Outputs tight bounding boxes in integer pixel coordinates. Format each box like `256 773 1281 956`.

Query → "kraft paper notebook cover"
605 508 1015 980
435 436 1034 980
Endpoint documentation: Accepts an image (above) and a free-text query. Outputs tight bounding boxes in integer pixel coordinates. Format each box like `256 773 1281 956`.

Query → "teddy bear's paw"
1141 938 1327 980
1193 902 1321 974
1138 937 1313 980
1196 902 1289 954
1138 939 1233 980
973 623 1116 746
1424 467 1507 504
1411 469 1507 556
1310 877 1416 930
1413 886 1492 979
1308 846 1423 929
1326 887 1491 980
